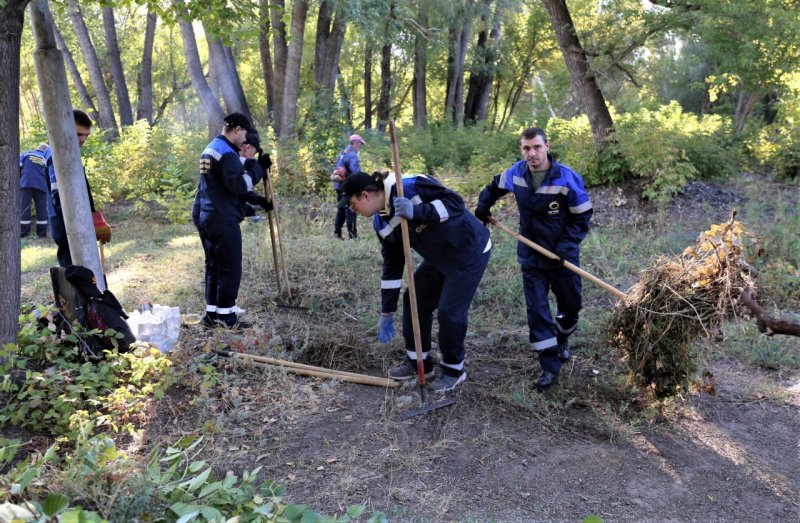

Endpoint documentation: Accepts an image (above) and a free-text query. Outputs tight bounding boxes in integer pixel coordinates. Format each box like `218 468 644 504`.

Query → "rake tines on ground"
608 212 757 398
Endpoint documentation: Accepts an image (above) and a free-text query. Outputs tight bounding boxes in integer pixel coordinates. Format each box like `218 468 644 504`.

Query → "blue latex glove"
377 313 396 343
393 197 414 220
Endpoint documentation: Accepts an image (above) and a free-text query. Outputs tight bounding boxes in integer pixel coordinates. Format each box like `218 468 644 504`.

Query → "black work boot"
557 339 571 363
388 358 434 381
201 311 218 328
535 371 559 392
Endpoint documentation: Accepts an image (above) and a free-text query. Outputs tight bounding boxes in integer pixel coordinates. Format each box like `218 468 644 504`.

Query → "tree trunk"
0 0 29 345
172 0 224 134
281 0 309 137
205 30 251 120
258 0 275 122
444 3 472 125
412 0 429 128
66 0 118 136
364 45 372 129
53 23 96 119
269 0 288 136
223 45 252 120
30 0 106 290
137 11 157 124
542 0 615 147
464 1 501 124
376 41 391 133
314 0 347 95
102 6 133 126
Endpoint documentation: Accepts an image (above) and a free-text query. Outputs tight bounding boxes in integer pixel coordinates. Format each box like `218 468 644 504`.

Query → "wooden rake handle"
388 120 428 394
216 349 400 388
489 217 628 300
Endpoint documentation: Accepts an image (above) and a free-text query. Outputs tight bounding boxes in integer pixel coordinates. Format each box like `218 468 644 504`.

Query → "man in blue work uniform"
330 134 365 239
194 112 268 329
20 143 50 238
475 127 593 392
47 110 111 267
339 170 492 392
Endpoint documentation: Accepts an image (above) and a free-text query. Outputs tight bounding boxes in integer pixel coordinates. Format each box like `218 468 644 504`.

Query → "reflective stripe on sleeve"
513 176 528 188
536 185 569 195
202 148 222 160
570 201 593 213
431 199 448 222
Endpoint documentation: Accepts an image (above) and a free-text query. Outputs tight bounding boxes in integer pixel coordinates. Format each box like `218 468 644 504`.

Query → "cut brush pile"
608 212 758 398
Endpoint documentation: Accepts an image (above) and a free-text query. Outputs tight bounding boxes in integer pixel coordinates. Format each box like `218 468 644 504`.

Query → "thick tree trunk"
412 0 429 128
281 0 309 137
542 0 615 146
223 45 252 120
376 41 391 133
258 0 275 122
0 0 29 345
364 46 372 129
53 23 96 118
66 0 118 136
465 2 501 124
269 0 288 136
137 11 157 124
173 0 224 134
205 31 251 120
30 0 106 290
102 6 133 126
314 0 347 94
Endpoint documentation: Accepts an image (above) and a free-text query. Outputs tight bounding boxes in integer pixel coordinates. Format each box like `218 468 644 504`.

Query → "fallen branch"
741 291 800 337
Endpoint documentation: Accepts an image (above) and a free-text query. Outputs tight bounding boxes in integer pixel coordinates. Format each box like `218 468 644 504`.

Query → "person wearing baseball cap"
339 169 492 393
192 113 265 329
330 134 366 239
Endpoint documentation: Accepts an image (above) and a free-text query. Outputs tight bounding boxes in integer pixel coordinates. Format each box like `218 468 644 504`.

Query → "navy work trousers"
198 215 242 311
20 188 48 237
522 265 582 374
402 249 491 376
334 190 358 238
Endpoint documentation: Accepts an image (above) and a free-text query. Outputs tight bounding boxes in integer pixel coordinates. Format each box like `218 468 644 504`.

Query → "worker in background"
20 142 50 238
330 134 366 239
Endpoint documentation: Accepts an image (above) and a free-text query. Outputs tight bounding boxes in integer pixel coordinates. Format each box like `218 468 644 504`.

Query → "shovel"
389 120 456 421
488 217 628 300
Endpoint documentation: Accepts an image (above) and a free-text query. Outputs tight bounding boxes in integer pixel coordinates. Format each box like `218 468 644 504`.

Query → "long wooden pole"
388 120 429 403
262 176 282 293
217 349 399 388
489 217 628 300
262 170 292 300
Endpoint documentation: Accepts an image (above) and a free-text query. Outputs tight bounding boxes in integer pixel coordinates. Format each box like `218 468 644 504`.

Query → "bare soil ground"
12 178 798 522
137 178 799 522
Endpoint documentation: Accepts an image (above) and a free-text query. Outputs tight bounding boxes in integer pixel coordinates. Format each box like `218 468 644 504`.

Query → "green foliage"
80 121 207 219
548 103 740 203
0 432 387 522
0 307 172 438
750 72 800 179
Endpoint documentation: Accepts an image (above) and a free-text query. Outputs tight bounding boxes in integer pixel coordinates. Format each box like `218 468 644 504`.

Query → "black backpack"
50 265 136 361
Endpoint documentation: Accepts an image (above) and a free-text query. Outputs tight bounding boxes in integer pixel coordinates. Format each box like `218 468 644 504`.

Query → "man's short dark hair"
521 127 547 143
73 109 93 128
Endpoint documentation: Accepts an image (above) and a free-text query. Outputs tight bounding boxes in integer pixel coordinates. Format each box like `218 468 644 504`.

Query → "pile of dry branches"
608 213 757 398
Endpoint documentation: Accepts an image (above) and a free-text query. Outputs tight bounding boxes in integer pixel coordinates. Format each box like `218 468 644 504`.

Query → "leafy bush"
80 121 206 216
0 307 172 438
750 73 800 179
0 432 388 522
547 103 740 203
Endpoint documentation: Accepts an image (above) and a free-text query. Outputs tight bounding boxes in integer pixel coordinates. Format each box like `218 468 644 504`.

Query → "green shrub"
750 73 800 179
0 307 172 438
